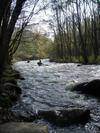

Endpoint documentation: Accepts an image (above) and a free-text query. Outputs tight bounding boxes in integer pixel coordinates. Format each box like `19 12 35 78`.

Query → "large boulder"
72 79 100 97
38 108 90 126
0 122 48 133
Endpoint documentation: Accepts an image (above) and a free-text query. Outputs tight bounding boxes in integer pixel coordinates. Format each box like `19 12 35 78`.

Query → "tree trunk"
0 0 26 80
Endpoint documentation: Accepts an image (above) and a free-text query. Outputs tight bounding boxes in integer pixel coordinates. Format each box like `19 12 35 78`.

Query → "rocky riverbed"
12 59 100 133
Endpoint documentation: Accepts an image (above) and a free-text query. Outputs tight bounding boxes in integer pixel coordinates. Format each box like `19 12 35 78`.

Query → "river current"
12 59 100 133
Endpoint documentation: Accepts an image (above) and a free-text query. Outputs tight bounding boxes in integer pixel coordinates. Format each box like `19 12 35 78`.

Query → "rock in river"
72 79 100 97
0 122 48 133
38 108 90 126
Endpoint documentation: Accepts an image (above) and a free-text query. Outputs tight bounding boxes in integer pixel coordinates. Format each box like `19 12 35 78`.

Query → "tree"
50 0 100 63
0 0 27 79
0 0 49 79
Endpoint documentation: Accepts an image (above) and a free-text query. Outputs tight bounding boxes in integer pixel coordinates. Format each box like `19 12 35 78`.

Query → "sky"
24 0 54 39
18 0 99 40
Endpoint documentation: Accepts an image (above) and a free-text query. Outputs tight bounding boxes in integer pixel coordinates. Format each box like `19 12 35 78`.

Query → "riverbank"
50 56 100 65
0 65 22 124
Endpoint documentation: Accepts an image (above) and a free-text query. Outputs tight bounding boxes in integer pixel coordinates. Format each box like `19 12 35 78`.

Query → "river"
12 59 100 133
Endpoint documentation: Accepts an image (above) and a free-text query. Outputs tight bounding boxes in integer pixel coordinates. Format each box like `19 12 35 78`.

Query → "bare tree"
50 0 100 63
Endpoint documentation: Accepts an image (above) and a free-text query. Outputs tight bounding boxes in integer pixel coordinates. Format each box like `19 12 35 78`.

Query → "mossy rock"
72 79 100 98
0 95 12 108
38 108 90 126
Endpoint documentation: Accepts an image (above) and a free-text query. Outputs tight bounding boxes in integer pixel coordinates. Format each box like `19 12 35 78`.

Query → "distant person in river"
37 60 42 66
27 60 30 63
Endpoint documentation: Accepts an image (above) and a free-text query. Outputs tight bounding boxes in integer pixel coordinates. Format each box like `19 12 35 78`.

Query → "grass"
50 55 100 64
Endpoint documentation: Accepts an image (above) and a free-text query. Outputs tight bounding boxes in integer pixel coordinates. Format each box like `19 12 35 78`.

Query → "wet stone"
38 108 90 126
72 79 100 98
0 122 48 133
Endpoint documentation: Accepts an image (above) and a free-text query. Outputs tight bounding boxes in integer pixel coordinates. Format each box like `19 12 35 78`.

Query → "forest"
14 0 100 64
50 0 100 64
0 0 100 133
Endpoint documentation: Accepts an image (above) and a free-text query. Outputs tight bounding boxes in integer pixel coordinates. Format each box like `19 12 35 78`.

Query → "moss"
0 65 21 109
0 95 12 108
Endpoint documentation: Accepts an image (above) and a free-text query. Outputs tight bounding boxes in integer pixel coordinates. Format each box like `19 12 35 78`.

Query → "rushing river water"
12 59 100 133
